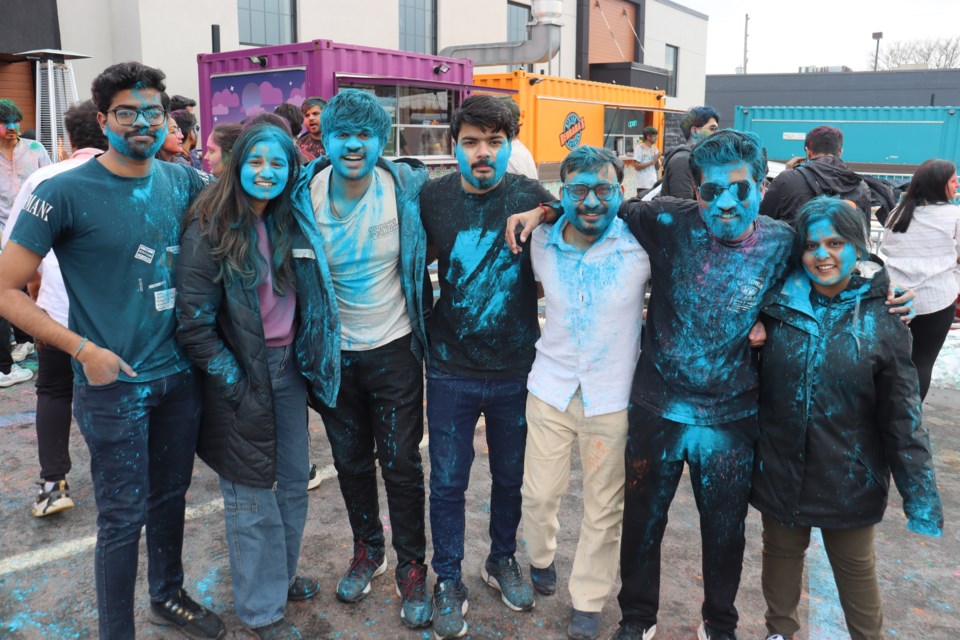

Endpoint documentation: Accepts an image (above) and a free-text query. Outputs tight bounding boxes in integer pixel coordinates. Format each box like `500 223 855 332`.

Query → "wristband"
539 201 562 222
74 337 88 359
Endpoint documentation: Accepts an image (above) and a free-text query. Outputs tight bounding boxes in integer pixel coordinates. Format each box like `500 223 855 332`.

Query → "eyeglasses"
106 107 167 126
697 180 752 203
562 183 620 201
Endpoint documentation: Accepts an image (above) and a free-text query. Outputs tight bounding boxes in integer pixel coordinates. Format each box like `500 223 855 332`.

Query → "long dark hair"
185 123 301 293
886 158 956 233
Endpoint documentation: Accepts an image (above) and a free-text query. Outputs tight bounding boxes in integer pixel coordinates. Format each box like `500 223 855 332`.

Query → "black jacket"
759 155 871 225
175 218 339 488
751 267 943 535
658 143 695 200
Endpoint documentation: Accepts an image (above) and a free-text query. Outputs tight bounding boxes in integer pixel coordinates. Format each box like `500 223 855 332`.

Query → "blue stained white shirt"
527 216 651 417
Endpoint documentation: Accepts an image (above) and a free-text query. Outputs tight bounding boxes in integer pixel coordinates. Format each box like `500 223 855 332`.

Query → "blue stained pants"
220 345 310 628
74 367 202 640
617 404 756 634
426 367 528 583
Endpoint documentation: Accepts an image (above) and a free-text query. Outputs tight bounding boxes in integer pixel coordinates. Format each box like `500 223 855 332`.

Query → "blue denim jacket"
291 156 431 370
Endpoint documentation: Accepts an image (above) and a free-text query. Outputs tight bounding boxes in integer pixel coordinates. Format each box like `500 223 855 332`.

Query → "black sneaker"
32 480 75 517
287 575 320 601
481 554 535 611
307 463 322 491
147 589 225 639
530 561 557 596
568 608 602 640
252 618 302 639
610 621 657 640
698 622 736 640
396 562 433 628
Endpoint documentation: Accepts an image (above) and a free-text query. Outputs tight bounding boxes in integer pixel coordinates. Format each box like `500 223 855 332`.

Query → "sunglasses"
697 180 752 203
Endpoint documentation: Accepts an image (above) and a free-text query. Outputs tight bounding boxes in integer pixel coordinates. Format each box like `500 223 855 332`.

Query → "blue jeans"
221 346 309 628
426 367 528 582
74 367 202 640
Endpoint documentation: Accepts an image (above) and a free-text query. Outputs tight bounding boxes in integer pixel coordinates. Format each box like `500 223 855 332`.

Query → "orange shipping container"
473 70 667 175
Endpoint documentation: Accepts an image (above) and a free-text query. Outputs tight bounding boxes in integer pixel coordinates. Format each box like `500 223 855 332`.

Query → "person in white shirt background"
631 126 661 194
2 99 107 517
881 157 960 401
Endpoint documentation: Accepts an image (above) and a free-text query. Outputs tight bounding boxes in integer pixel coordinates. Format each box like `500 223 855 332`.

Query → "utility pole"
873 32 883 71
743 14 749 74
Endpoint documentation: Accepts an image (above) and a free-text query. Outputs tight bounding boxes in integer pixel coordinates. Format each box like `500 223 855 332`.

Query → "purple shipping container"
196 39 476 162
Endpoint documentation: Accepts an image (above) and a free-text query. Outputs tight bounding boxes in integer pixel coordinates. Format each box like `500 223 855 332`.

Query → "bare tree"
869 36 960 70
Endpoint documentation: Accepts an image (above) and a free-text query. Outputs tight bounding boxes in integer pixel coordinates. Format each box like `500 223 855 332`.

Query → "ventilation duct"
439 0 562 67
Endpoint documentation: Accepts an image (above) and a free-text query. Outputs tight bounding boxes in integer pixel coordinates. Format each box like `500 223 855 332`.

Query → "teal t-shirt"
10 158 212 384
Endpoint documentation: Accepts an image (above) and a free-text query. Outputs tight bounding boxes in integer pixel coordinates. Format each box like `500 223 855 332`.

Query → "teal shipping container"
733 105 960 173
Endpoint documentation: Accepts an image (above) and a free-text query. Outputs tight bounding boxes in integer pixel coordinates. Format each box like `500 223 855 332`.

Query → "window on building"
665 44 679 97
603 107 650 156
507 2 533 72
238 0 295 47
339 82 454 158
399 0 437 55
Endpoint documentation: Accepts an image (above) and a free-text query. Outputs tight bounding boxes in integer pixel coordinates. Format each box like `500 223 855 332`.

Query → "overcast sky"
676 0 954 75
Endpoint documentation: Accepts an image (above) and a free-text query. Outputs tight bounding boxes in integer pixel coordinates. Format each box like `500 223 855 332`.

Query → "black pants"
317 334 426 577
0 319 12 374
909 300 957 401
36 343 74 480
618 404 756 634
0 317 33 374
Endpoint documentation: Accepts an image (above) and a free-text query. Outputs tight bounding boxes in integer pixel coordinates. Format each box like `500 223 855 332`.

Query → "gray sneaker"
432 579 468 639
481 554 535 611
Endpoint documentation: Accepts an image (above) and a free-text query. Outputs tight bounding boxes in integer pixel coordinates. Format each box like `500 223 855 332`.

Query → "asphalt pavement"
0 353 957 639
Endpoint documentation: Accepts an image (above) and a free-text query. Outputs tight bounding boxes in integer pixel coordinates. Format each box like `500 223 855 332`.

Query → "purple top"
255 220 297 347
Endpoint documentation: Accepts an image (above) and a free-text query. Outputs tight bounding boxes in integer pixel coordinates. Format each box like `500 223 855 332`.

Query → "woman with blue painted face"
175 122 339 639
751 196 943 640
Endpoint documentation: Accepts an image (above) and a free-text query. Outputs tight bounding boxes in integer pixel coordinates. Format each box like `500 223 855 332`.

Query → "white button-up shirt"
527 216 651 417
881 202 960 315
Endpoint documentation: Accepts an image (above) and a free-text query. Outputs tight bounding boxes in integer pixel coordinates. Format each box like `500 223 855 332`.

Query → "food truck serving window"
339 82 453 158
603 107 649 156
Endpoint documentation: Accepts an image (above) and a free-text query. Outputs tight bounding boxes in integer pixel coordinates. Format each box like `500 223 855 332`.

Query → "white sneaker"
11 342 35 362
307 463 322 490
0 363 33 388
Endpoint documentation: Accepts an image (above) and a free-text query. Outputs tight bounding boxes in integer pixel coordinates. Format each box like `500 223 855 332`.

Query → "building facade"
45 0 706 110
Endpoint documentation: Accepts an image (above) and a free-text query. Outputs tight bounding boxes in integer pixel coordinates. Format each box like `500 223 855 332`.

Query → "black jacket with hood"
759 155 871 225
751 265 943 535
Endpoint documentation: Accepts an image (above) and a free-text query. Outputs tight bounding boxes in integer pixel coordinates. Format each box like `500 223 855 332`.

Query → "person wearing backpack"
760 126 873 226
658 106 719 200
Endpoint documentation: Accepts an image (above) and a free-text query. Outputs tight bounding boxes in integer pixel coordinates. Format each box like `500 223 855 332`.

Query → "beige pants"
520 390 627 612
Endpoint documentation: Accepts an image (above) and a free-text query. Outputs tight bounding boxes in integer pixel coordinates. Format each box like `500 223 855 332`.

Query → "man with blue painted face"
659 106 720 200
520 146 650 640
292 88 434 629
419 94 557 640
609 130 790 640
0 62 221 640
